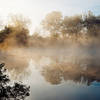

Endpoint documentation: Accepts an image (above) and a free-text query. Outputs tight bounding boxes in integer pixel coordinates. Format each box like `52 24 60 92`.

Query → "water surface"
0 47 100 100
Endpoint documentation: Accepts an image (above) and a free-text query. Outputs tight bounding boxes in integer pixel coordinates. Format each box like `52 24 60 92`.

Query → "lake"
0 47 100 100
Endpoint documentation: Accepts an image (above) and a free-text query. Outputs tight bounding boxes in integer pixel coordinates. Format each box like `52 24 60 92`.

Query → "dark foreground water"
0 48 100 100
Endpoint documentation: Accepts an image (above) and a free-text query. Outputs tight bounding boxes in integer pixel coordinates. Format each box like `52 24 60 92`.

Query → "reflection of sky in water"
27 61 100 100
91 81 100 87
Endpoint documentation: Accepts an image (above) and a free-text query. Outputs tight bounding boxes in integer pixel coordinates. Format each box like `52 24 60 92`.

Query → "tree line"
0 11 100 49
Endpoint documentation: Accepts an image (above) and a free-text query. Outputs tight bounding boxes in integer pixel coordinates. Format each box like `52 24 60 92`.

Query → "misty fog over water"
0 45 100 100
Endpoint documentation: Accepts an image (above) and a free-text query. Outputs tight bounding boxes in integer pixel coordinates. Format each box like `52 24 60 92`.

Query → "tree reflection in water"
39 57 100 86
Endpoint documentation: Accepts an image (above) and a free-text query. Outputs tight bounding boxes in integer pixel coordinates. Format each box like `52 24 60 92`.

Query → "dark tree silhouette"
0 63 30 100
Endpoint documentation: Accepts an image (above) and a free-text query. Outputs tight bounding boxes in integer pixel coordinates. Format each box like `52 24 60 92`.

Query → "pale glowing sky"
0 0 100 33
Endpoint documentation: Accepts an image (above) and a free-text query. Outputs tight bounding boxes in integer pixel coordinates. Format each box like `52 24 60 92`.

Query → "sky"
0 0 100 33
